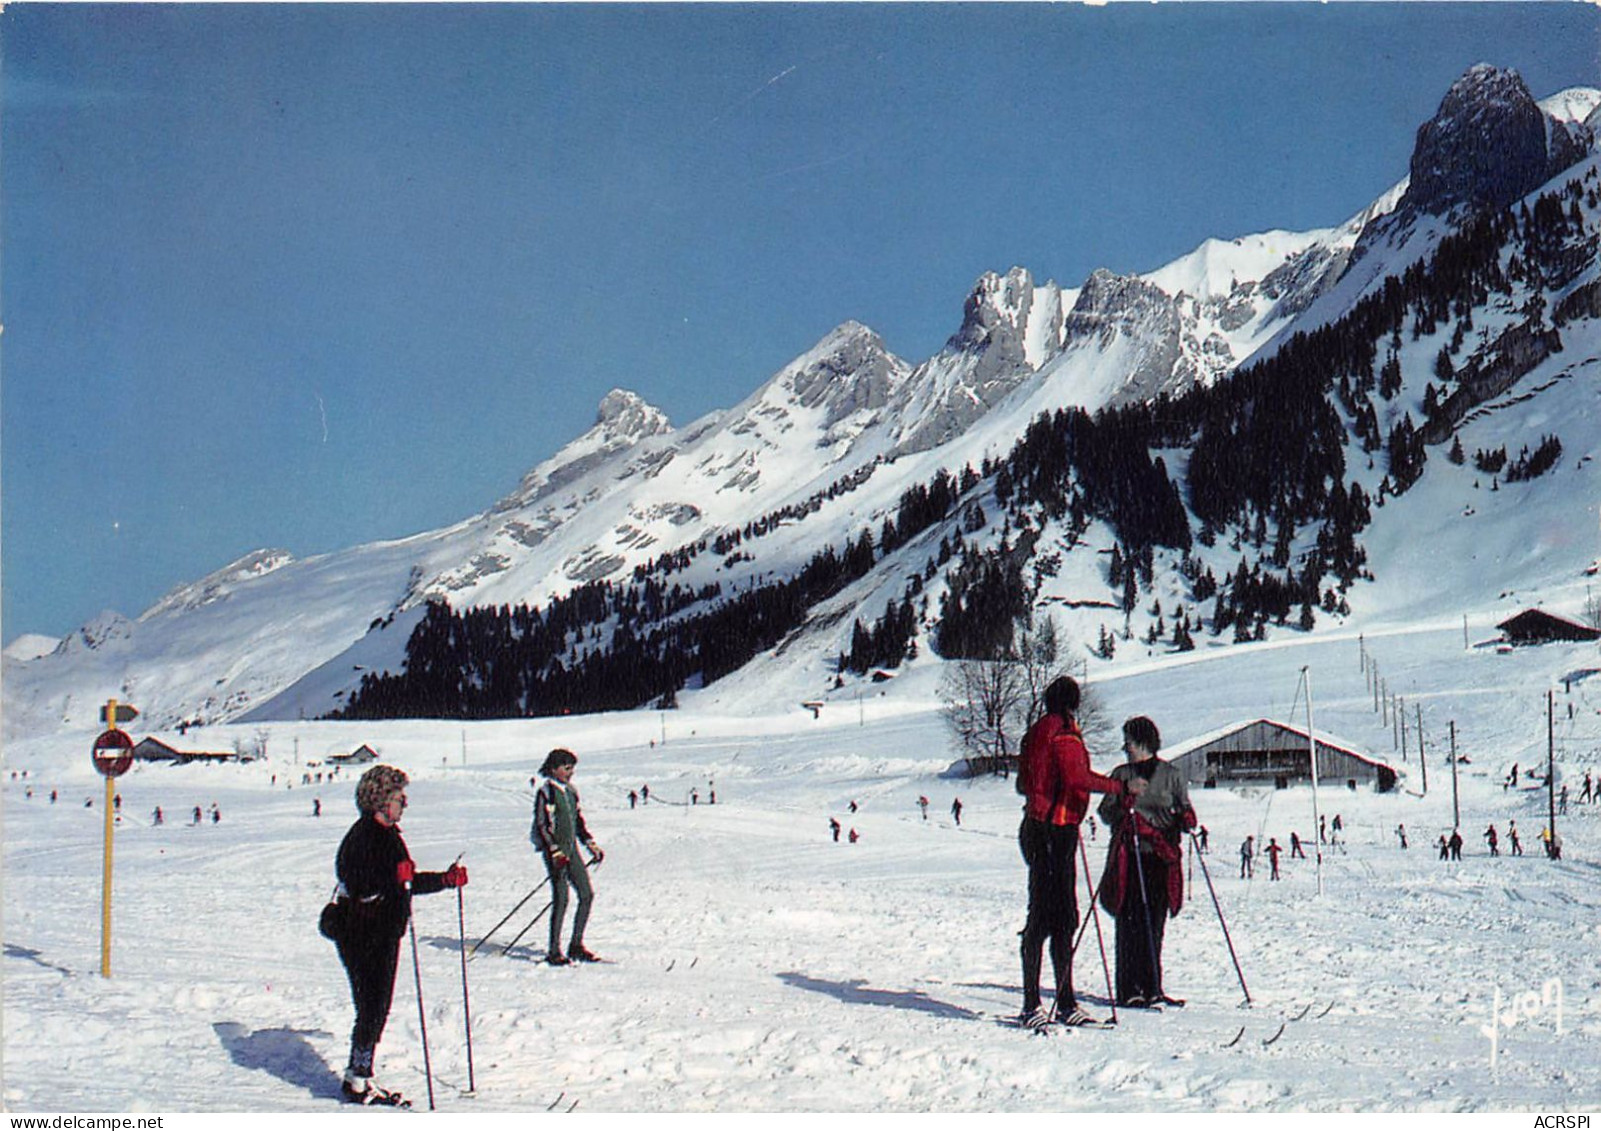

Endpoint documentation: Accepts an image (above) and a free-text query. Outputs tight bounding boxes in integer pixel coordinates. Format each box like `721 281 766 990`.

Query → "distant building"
132 737 182 763
132 737 236 764
1167 719 1398 792
1496 609 1600 646
329 743 379 765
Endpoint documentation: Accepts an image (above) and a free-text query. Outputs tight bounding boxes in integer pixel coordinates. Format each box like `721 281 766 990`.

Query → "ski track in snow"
5 627 1601 1112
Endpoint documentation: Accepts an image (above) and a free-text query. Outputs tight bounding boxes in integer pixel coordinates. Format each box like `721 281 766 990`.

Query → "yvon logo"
1478 978 1564 1070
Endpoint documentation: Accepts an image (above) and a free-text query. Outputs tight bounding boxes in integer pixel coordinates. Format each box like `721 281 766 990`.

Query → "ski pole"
1078 831 1117 1025
1127 815 1165 1001
470 877 550 957
408 915 437 1110
456 884 475 1095
1188 829 1252 1005
501 900 554 956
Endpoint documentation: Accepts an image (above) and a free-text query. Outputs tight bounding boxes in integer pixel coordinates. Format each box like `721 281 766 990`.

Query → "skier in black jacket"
332 764 466 1104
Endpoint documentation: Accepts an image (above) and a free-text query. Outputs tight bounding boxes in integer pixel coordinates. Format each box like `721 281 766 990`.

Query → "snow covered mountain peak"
595 387 671 436
773 320 909 433
1540 85 1601 126
1404 64 1589 217
139 548 296 622
494 388 673 513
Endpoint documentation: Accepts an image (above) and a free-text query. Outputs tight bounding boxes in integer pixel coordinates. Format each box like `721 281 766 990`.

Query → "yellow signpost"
92 698 137 977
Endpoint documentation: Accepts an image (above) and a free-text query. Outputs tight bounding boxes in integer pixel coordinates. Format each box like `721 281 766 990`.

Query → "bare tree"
940 659 1028 775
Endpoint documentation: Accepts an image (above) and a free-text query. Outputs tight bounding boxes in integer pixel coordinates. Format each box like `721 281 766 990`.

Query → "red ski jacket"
1018 713 1126 827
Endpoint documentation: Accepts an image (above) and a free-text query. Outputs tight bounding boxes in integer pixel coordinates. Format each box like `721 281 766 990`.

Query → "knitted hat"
356 764 408 814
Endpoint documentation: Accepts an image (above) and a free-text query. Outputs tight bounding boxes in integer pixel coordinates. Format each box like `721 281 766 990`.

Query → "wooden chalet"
1167 719 1398 792
329 743 379 765
131 737 237 764
1496 608 1600 646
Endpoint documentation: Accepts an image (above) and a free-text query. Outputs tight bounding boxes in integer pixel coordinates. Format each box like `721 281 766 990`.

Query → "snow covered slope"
4 617 1598 1112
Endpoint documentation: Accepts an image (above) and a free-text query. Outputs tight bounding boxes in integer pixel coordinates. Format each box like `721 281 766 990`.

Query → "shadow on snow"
777 972 982 1020
213 1022 342 1101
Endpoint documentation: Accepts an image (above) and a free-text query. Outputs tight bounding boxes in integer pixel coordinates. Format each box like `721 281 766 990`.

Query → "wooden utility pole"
1416 701 1427 793
1449 721 1460 829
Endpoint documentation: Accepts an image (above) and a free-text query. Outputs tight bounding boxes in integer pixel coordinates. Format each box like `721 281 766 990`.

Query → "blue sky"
4 3 1598 643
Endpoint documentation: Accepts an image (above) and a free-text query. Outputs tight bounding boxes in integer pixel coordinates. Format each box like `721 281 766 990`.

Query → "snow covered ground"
4 621 1599 1113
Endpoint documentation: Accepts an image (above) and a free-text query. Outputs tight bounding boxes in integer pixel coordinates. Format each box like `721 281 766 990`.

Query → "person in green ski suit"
531 748 605 964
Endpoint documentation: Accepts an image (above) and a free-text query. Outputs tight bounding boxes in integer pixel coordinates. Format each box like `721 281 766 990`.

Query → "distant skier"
330 764 467 1105
641 784 650 804
848 827 859 844
629 790 638 810
1240 836 1255 879
918 795 929 821
1559 785 1569 815
50 790 57 804
1290 831 1306 859
1484 824 1499 856
1266 838 1283 881
531 749 605 965
1319 815 1327 845
849 800 858 814
691 788 699 806
212 806 221 825
193 806 203 826
951 797 963 826
1508 819 1522 856
1396 824 1408 849
1437 835 1449 860
1198 825 1209 854
1449 829 1463 860
153 806 164 826
1580 772 1593 805
114 793 122 812
829 817 841 842
1085 816 1097 842
314 798 322 818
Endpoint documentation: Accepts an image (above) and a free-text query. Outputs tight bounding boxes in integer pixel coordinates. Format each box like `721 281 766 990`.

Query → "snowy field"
4 622 1600 1114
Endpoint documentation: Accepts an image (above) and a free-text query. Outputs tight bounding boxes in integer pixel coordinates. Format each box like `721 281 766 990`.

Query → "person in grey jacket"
1097 716 1195 1008
531 748 604 964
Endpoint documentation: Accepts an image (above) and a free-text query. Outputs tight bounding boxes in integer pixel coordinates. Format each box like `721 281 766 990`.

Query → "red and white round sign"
91 729 135 778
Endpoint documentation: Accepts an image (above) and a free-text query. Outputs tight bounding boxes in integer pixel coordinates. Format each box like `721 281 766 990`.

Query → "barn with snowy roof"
1496 608 1600 646
1166 719 1399 792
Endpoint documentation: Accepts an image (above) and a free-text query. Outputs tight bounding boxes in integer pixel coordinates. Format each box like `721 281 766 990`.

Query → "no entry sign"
91 728 135 778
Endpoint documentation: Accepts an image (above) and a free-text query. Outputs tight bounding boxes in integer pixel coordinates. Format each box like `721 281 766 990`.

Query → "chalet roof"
1496 608 1600 641
1165 718 1395 774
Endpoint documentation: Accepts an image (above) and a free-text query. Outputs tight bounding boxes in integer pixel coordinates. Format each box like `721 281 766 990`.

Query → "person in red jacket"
1015 676 1137 1029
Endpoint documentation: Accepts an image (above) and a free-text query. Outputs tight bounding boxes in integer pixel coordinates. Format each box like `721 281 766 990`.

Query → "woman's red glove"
443 863 468 888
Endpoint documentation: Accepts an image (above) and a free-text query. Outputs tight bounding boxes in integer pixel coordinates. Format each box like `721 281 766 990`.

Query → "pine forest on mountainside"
333 172 1598 722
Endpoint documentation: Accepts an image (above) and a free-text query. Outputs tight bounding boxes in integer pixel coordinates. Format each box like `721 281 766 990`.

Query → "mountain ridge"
7 66 1598 740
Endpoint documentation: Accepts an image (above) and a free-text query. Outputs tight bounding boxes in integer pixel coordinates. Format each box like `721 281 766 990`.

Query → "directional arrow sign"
100 703 139 724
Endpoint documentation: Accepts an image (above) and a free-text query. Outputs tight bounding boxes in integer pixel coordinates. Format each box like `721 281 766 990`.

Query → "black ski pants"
338 930 403 1056
1115 851 1169 1004
1019 817 1079 1014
